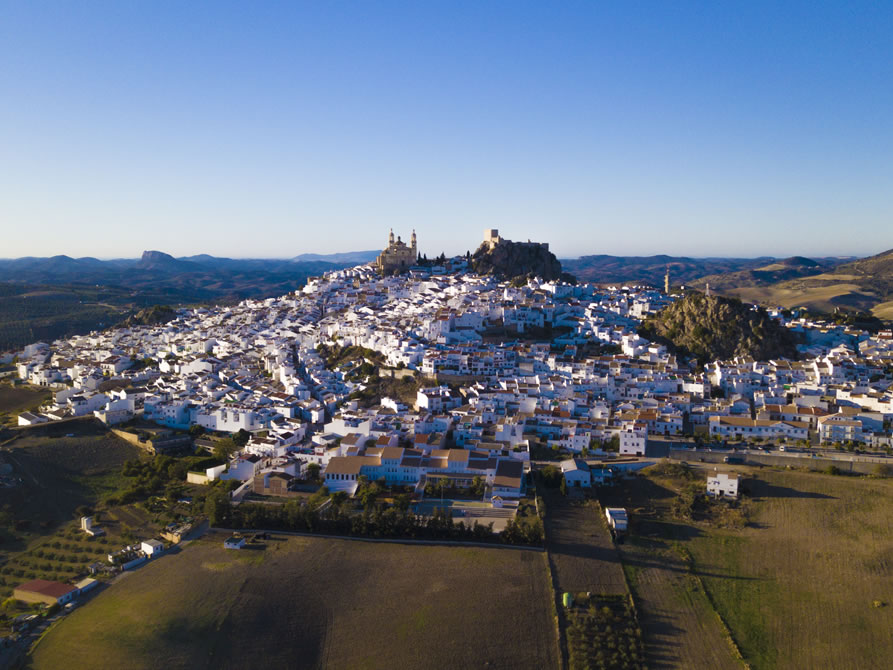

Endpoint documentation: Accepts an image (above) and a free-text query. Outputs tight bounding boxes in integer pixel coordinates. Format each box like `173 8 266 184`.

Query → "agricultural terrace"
32 534 560 670
0 422 217 636
601 462 893 670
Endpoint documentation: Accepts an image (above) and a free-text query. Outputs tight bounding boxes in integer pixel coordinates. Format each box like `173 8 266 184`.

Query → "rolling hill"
561 255 776 286
710 248 893 320
688 256 839 293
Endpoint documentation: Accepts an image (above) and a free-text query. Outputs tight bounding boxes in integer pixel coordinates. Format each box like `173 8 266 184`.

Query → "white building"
706 472 740 499
619 428 647 456
560 459 591 488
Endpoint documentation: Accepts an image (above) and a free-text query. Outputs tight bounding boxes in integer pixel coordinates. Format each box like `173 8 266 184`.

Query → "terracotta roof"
16 579 77 599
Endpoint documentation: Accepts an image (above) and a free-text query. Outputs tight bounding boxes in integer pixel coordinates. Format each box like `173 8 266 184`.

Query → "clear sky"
1 1 891 260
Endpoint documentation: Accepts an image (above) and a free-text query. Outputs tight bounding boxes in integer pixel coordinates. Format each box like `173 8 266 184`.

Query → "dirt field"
599 476 740 670
0 384 50 424
32 534 560 670
544 491 627 596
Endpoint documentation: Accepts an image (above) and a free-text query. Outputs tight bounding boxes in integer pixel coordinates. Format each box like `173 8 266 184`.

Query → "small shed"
141 539 165 558
605 507 628 532
224 535 247 550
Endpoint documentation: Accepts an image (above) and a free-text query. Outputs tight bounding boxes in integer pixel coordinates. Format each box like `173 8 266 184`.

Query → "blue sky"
1 1 891 259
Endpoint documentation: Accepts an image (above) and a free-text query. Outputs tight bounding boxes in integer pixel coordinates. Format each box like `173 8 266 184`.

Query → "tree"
540 465 563 488
204 489 232 527
306 462 321 482
188 424 205 437
232 429 251 447
213 438 239 463
559 477 568 496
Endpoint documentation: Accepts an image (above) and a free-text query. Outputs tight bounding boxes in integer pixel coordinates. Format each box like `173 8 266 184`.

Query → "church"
376 229 417 275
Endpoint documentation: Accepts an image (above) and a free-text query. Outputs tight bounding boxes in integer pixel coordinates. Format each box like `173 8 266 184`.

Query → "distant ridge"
291 250 379 264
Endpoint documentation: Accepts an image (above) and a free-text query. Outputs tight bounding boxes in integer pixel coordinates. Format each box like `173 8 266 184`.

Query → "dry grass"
599 475 742 670
687 468 893 670
32 534 559 670
726 283 867 311
871 300 893 320
544 492 627 596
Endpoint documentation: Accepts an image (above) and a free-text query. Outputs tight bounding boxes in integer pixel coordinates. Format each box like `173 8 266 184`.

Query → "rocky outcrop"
119 305 177 328
639 293 799 362
471 239 569 282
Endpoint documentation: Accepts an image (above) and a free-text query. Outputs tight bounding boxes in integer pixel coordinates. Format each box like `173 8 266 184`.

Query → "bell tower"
389 228 395 246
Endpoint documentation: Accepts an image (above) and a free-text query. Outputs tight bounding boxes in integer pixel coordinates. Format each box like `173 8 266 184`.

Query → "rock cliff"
639 293 799 362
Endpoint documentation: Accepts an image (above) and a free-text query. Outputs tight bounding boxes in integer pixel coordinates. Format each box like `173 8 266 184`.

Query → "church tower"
389 228 395 245
664 266 670 294
411 229 417 253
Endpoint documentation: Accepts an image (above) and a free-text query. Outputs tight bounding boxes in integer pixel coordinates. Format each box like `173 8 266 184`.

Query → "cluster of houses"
5 248 893 506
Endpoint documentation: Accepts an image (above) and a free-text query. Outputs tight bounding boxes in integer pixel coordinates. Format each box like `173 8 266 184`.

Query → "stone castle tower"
376 228 417 274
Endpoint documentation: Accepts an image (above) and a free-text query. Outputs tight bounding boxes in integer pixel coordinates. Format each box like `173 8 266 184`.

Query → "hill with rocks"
471 238 570 282
639 293 800 362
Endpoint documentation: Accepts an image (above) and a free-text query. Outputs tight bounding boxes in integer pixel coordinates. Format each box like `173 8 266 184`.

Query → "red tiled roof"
16 579 77 598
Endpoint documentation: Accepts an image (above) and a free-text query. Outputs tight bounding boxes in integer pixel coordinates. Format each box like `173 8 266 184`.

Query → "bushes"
219 498 541 547
539 465 563 488
567 594 645 670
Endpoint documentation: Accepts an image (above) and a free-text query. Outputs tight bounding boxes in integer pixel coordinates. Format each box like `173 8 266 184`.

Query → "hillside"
689 256 837 293
719 248 893 320
561 255 775 286
117 305 178 328
639 293 800 362
471 239 568 282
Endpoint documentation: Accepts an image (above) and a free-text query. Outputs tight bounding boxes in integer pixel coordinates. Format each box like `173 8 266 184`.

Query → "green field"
602 464 893 670
32 534 559 670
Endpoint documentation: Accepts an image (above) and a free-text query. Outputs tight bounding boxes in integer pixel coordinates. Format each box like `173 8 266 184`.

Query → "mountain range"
0 250 380 296
700 248 893 320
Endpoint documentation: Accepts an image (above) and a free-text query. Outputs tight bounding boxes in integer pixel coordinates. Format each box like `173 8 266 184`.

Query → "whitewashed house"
706 472 740 499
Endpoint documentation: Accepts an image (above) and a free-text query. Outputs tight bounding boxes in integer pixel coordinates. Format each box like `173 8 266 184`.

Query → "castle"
376 229 417 275
483 228 548 251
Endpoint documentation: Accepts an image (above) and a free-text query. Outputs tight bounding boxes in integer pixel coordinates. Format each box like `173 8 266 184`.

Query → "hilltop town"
6 230 892 494
3 230 893 668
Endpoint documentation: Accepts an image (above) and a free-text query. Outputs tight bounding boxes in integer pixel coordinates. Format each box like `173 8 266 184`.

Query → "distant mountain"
138 250 202 273
561 255 777 286
292 250 379 264
0 250 369 298
703 249 893 321
688 256 841 293
0 249 380 351
639 293 800 362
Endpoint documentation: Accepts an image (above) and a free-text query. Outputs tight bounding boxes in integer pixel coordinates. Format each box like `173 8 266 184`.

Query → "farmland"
598 473 741 669
32 534 559 670
0 424 142 603
0 383 51 427
602 463 893 670
0 423 140 533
